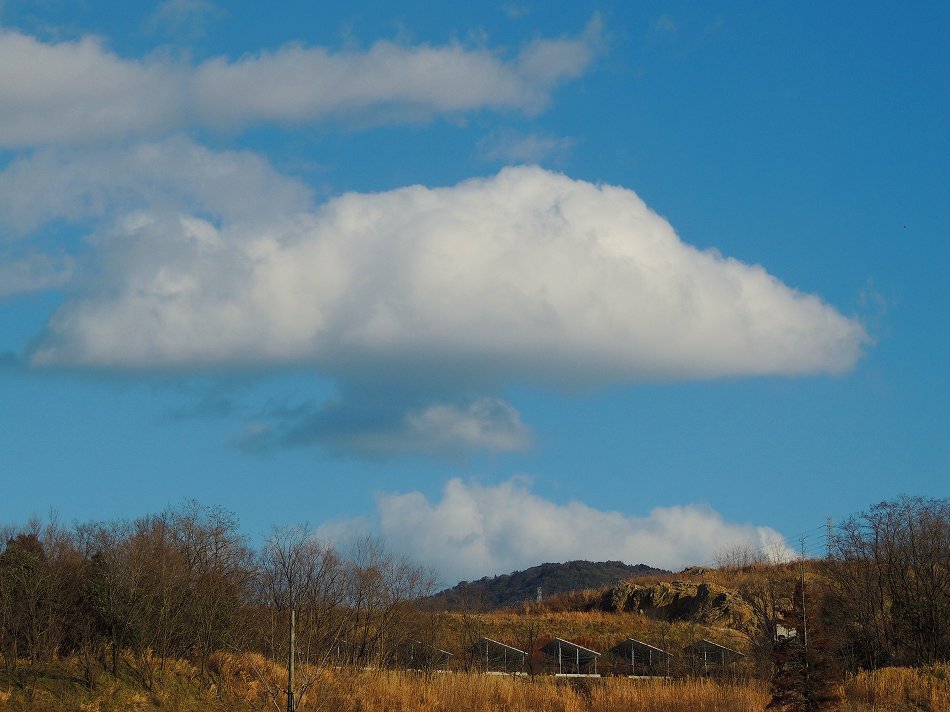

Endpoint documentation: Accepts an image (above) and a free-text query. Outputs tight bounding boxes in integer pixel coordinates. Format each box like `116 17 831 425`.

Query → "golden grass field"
1 654 947 711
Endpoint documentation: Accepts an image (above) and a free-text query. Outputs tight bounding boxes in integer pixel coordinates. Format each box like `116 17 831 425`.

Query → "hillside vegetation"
431 560 667 610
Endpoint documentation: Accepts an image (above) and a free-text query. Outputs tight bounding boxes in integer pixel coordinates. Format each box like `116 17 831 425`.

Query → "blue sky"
0 1 947 585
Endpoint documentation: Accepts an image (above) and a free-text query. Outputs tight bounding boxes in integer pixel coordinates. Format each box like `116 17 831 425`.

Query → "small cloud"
406 398 533 454
275 396 533 459
643 14 678 56
857 277 889 341
651 14 678 37
144 0 224 41
502 3 531 19
234 422 275 454
477 129 576 164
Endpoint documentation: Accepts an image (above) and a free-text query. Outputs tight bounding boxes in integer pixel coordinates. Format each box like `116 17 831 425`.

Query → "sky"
0 0 947 587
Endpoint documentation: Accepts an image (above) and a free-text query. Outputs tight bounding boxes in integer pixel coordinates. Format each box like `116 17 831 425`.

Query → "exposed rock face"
601 580 752 627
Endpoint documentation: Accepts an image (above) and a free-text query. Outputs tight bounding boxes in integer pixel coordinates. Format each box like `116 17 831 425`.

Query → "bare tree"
454 583 489 671
172 502 254 678
255 526 349 711
736 565 797 678
511 615 544 676
824 496 950 668
342 537 436 669
715 543 768 571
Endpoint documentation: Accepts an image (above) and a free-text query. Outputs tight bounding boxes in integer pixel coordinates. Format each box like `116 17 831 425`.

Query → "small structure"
396 640 454 671
683 639 744 673
470 637 527 674
609 638 672 677
542 637 601 676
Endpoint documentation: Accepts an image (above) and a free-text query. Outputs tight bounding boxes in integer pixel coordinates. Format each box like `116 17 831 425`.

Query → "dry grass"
841 664 950 711
292 669 768 712
589 677 769 712
1 655 947 711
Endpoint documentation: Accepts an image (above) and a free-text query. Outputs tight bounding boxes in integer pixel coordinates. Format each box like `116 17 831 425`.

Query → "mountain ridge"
431 559 669 610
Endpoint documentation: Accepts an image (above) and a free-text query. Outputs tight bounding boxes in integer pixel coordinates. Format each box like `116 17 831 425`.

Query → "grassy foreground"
1 655 947 711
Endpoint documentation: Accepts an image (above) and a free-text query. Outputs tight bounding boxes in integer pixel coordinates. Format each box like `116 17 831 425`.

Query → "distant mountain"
430 560 668 611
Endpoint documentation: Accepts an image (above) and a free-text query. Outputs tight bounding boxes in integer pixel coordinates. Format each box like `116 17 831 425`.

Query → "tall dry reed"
285 670 768 712
841 664 950 711
3 655 948 711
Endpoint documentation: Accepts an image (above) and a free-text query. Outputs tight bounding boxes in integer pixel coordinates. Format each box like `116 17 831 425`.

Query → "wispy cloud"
0 251 73 297
144 0 224 40
323 477 794 583
477 129 576 164
0 136 311 236
651 14 678 38
0 18 603 147
250 396 533 458
502 3 531 20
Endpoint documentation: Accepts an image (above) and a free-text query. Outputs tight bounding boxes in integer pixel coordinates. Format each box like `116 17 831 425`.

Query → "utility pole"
287 606 296 712
799 535 809 687
825 516 834 559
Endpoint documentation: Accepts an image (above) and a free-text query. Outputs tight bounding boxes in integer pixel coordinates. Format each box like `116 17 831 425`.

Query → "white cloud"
0 30 184 147
0 19 601 147
7 143 864 457
30 163 867 384
367 477 794 583
406 399 532 453
191 19 601 129
477 129 576 164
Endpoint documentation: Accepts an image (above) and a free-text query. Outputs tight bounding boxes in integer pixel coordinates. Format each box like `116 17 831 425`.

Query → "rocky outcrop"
601 580 752 627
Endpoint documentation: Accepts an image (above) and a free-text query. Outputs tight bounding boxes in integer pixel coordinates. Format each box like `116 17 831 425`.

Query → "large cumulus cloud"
0 130 866 456
31 164 866 384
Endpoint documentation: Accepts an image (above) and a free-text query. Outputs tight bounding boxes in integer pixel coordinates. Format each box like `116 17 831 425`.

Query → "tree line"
0 502 436 703
1 495 946 710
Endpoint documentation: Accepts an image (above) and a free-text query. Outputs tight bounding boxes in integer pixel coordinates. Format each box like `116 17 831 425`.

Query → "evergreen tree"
767 578 840 711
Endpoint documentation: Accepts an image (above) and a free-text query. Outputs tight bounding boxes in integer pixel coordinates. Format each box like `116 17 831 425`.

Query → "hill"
430 559 668 610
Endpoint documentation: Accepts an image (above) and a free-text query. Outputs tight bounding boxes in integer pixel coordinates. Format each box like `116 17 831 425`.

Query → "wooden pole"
287 607 295 712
